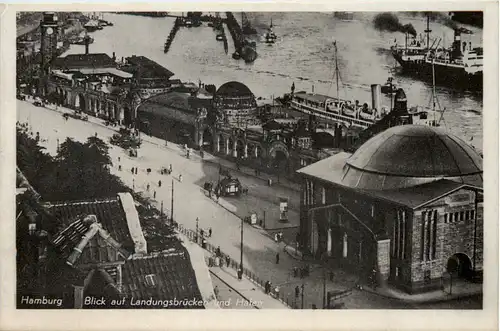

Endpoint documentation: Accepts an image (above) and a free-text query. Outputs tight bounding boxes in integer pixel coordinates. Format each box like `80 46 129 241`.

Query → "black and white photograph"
9 5 496 324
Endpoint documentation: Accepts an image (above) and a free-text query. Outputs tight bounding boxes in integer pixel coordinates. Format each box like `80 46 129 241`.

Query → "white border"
1 2 498 331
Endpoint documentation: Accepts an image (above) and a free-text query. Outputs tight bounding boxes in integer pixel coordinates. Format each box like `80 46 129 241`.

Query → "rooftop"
298 125 483 191
123 55 175 79
53 53 117 70
216 81 254 97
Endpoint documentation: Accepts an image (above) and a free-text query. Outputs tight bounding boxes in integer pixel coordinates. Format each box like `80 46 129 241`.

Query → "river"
63 12 483 151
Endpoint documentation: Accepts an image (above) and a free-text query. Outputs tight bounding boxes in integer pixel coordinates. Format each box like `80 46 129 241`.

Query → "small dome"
216 81 253 97
342 125 483 190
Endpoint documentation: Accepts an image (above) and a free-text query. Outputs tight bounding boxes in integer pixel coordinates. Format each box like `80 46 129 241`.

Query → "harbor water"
63 12 483 151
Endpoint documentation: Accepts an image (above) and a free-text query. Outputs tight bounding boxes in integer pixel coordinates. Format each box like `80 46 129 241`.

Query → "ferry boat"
290 42 443 130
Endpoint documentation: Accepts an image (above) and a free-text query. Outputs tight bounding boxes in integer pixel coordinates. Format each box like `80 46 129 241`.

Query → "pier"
225 12 244 55
164 17 181 54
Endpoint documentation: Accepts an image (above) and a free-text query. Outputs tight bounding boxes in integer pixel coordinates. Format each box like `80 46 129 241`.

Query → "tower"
39 12 59 96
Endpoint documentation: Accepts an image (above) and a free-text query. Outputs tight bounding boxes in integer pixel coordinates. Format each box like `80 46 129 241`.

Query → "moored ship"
391 15 483 91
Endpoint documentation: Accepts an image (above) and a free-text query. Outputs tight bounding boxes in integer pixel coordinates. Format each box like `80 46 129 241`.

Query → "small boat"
341 102 357 117
216 34 224 41
84 19 102 32
359 103 377 121
185 19 193 28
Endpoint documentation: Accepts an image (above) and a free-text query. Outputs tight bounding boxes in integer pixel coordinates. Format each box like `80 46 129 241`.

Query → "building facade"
298 125 483 293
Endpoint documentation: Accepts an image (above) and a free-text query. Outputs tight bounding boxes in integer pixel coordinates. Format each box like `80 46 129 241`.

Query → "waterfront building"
136 89 210 147
213 81 258 127
120 55 181 99
48 50 137 125
297 125 483 293
16 169 207 308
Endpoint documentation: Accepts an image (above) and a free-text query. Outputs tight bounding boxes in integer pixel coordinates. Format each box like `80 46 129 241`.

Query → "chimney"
371 84 381 111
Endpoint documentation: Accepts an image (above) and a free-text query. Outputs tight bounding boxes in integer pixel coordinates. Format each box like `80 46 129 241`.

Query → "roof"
77 68 133 78
294 92 330 104
53 53 116 69
216 81 253 97
50 214 131 266
360 179 479 209
297 128 483 190
123 55 174 79
138 91 210 115
47 197 136 253
122 251 204 308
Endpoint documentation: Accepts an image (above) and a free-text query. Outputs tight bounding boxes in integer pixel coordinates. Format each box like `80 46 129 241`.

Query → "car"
33 97 44 107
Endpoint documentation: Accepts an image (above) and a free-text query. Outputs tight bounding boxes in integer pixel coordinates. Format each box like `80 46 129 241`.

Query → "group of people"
264 281 279 298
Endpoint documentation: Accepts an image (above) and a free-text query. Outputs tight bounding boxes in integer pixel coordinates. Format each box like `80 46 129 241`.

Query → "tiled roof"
53 53 116 70
47 198 135 253
122 250 204 308
123 55 174 79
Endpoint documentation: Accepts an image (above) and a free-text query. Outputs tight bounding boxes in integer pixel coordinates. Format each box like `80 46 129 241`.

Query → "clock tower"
39 12 59 96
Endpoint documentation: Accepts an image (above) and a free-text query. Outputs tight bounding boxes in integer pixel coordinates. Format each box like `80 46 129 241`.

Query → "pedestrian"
208 227 212 237
153 191 156 199
275 253 280 264
264 281 270 294
274 286 280 298
295 285 300 298
293 266 298 278
274 233 278 243
214 285 219 298
118 157 121 162
179 174 183 182
279 231 284 242
226 255 230 267
169 164 172 173
147 168 151 175
147 184 150 191
158 180 162 187
118 165 122 171
216 246 221 257
135 167 138 175
131 167 134 174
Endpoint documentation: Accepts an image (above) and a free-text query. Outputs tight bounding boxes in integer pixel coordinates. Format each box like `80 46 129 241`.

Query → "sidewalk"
361 280 483 304
208 264 289 309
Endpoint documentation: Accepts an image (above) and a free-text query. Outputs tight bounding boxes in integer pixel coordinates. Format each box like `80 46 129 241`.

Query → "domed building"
298 125 483 294
213 81 257 127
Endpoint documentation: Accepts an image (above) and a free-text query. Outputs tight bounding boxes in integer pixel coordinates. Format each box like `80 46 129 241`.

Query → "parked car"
33 97 43 107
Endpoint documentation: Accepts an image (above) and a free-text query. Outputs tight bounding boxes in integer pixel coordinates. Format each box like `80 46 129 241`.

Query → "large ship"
391 15 483 91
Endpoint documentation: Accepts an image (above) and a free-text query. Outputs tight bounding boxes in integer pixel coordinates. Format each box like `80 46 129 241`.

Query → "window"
465 210 470 220
424 270 431 284
321 187 326 204
145 274 157 287
470 210 475 220
444 214 448 223
454 212 459 222
460 211 464 221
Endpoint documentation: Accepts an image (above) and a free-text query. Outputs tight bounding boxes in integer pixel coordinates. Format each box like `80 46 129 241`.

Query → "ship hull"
393 52 482 91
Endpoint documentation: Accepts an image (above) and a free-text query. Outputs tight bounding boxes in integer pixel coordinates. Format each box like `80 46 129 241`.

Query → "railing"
290 100 375 129
175 222 294 308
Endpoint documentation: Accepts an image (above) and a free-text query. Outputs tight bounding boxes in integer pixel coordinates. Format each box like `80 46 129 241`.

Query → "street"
16 100 482 309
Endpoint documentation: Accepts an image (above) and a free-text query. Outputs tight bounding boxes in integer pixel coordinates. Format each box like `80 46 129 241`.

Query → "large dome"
216 81 253 97
342 125 483 190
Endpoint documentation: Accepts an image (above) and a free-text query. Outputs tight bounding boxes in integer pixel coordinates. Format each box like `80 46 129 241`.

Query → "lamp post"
170 178 174 223
196 217 199 243
239 216 244 279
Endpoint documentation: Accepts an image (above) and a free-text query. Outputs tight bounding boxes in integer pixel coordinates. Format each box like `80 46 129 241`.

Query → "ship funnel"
394 88 407 112
371 84 381 111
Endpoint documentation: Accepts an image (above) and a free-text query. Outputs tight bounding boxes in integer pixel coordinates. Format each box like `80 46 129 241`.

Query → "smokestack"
371 84 381 111
453 29 461 55
84 35 90 55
